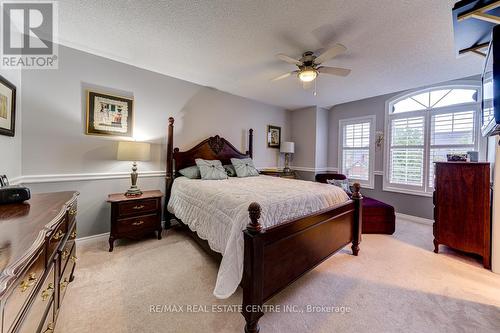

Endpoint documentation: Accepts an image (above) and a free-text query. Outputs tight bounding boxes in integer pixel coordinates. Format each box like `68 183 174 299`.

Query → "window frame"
338 115 376 189
383 82 481 197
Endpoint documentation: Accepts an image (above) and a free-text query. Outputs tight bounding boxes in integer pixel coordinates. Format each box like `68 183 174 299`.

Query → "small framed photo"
267 125 281 149
86 90 134 137
0 75 16 137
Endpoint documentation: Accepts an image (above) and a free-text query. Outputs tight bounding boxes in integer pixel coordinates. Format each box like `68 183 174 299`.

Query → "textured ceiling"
57 0 483 109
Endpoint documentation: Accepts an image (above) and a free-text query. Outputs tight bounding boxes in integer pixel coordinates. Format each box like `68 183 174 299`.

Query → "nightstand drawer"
117 199 158 217
116 214 159 234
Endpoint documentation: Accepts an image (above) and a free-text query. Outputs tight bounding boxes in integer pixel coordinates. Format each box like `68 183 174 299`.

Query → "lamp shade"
117 141 151 161
280 142 295 154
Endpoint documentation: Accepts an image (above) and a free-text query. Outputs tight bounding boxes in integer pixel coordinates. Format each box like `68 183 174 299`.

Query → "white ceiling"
58 0 484 109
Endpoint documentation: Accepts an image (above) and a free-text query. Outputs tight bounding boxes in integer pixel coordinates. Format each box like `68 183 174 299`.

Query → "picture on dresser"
267 125 281 148
86 90 134 137
0 75 16 137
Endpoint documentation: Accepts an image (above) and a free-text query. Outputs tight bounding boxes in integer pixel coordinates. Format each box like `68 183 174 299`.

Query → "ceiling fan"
271 44 351 89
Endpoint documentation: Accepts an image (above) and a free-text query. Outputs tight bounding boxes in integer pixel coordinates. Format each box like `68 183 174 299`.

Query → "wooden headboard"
164 117 254 209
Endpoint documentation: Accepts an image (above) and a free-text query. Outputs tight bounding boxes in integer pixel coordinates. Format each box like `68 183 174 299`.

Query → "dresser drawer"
117 214 159 234
37 301 54 333
58 245 76 306
117 199 158 217
16 264 55 333
67 201 77 225
3 248 46 333
47 221 67 262
59 223 76 275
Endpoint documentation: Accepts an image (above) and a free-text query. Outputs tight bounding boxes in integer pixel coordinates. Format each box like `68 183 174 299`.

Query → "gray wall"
315 108 328 169
0 68 22 181
289 106 317 169
21 45 290 237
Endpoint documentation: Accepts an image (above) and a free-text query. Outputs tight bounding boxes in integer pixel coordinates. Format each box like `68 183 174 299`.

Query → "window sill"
382 186 433 198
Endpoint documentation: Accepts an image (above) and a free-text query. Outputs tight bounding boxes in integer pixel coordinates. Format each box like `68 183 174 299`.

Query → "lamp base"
124 187 143 197
283 167 292 174
125 162 142 197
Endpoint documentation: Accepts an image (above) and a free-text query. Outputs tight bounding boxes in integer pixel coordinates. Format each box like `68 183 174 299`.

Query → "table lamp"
280 141 294 174
117 141 151 196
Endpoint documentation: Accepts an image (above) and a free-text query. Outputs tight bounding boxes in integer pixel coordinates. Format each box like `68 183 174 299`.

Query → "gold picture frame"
86 90 134 137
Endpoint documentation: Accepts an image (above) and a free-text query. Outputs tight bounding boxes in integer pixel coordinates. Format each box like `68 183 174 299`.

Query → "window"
385 84 480 196
339 116 375 188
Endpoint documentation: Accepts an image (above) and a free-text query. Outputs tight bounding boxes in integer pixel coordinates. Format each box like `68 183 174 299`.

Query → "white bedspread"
167 175 349 299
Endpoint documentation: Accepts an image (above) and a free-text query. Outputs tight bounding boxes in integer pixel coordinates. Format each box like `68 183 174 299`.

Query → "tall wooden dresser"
433 162 491 268
0 191 78 333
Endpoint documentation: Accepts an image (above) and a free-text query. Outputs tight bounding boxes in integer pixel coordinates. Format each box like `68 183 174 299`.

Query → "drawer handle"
71 230 77 238
132 220 144 226
69 208 77 216
133 205 145 210
60 277 69 290
70 255 78 263
41 283 54 301
61 250 69 261
42 323 54 333
53 230 65 241
19 273 37 292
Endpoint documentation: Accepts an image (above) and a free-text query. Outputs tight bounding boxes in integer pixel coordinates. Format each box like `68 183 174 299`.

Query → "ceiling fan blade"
314 43 347 64
276 53 303 65
318 66 351 77
271 71 298 81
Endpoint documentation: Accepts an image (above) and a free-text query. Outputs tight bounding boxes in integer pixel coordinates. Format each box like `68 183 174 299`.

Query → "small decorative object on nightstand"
280 141 295 173
107 190 163 252
117 141 151 197
260 169 297 179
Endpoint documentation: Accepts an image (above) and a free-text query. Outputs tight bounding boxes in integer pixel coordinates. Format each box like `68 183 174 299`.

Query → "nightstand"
107 190 163 252
259 169 297 179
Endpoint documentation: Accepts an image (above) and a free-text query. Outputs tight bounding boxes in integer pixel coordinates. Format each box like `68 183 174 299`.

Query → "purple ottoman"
315 173 395 235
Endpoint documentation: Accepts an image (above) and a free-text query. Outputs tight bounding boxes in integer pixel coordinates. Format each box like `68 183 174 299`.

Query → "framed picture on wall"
0 75 16 137
267 125 281 148
86 90 134 137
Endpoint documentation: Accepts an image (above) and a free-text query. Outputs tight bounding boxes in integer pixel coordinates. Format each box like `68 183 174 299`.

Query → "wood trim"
15 171 165 184
457 1 500 21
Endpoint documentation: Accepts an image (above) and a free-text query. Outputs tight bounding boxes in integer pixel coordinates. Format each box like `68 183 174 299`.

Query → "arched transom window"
384 84 480 196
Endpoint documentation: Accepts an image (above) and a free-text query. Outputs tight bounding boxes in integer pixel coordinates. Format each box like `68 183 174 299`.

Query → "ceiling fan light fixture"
298 69 317 82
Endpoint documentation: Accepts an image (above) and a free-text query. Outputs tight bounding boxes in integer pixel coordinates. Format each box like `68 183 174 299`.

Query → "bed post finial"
164 117 175 228
351 182 363 256
247 202 262 234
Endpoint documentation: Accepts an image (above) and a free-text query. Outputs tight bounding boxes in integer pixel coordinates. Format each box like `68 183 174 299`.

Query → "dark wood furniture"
259 169 297 179
316 173 395 235
0 191 78 333
433 162 491 268
107 190 163 252
164 118 362 333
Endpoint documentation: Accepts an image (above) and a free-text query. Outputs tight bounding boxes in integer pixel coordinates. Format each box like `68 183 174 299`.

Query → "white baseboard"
396 213 433 225
76 232 110 246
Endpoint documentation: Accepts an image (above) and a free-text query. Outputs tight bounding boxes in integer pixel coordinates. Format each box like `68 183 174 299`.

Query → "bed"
164 117 363 333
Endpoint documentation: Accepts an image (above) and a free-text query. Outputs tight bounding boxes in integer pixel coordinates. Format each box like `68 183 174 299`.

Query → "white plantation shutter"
389 117 425 187
428 110 475 188
385 85 480 195
339 117 375 187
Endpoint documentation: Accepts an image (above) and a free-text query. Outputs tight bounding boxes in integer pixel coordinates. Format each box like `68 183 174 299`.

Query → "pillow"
178 165 200 179
223 164 237 177
195 159 228 180
327 178 352 195
231 158 259 178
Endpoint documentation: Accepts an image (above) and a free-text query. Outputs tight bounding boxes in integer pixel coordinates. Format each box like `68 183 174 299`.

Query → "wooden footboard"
242 185 363 333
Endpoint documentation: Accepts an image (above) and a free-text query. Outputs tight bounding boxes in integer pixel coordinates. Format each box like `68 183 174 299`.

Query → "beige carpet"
55 219 500 333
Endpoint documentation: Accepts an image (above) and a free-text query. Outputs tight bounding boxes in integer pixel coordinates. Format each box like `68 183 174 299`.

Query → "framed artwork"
267 125 281 148
86 90 134 137
0 75 16 137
